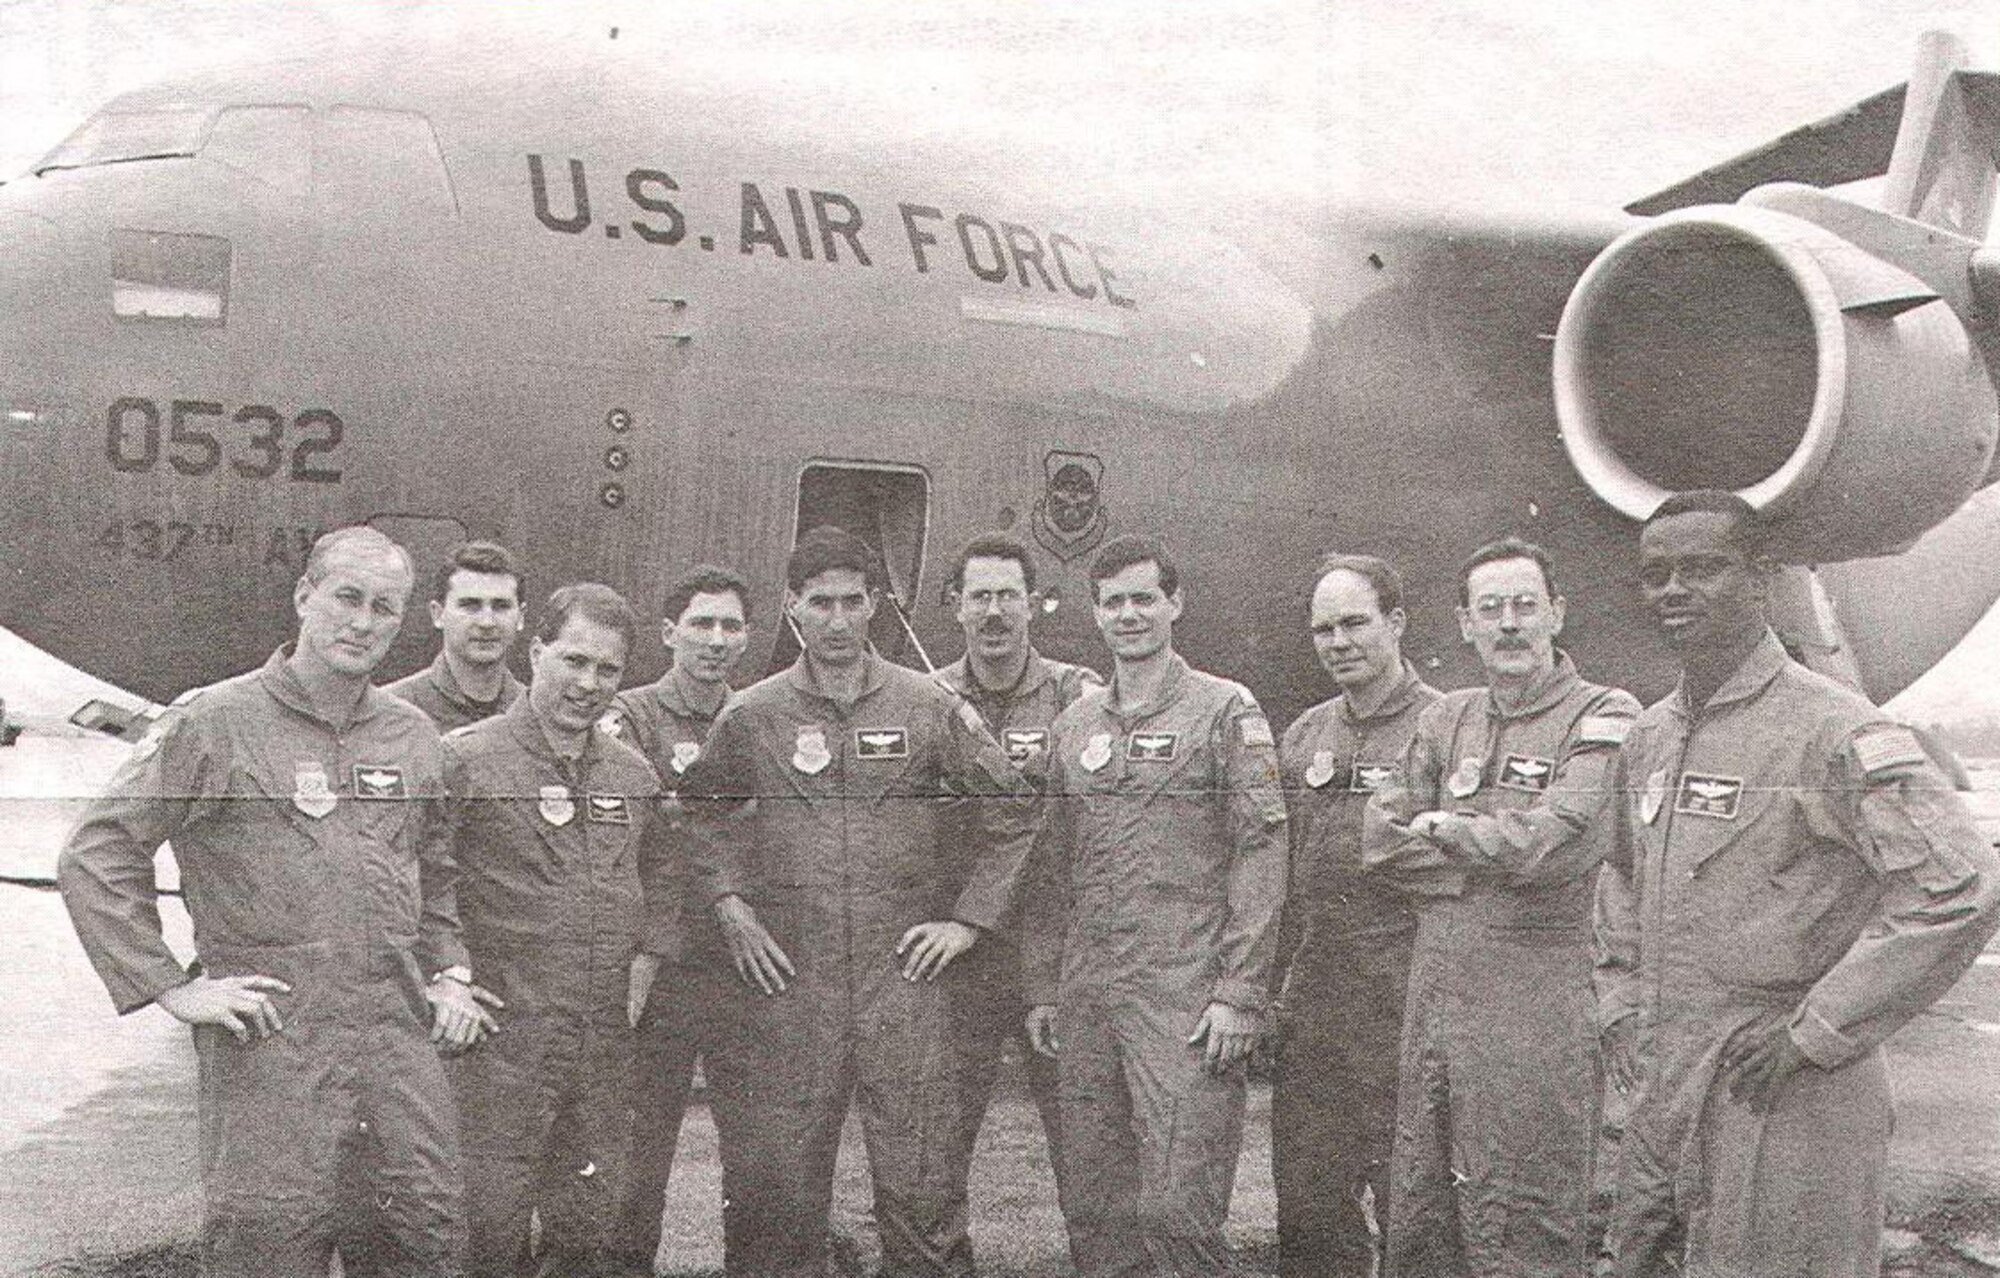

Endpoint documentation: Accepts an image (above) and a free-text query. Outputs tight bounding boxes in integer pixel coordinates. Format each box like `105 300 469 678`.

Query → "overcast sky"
5 0 2000 715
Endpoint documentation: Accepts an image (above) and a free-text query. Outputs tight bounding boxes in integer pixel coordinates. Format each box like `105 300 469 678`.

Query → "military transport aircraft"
6 22 2000 732
9 13 2000 1275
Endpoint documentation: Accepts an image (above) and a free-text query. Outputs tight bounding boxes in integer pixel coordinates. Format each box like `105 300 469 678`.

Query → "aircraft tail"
1629 30 2000 241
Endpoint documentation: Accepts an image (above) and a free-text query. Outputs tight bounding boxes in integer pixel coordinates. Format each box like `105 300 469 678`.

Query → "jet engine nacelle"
1552 203 1998 562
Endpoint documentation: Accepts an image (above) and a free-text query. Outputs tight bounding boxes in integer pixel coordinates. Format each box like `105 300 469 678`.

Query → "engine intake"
1553 204 1998 561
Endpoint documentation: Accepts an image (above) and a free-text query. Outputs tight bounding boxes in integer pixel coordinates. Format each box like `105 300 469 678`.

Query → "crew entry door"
772 462 932 674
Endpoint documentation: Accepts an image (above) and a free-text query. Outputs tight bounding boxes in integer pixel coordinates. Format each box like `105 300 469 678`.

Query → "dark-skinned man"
1597 491 2000 1278
384 540 526 731
597 564 753 1272
58 526 485 1278
1026 534 1288 1278
677 525 1039 1278
935 533 1101 1180
439 582 672 1277
1362 536 1638 1278
1271 554 1439 1278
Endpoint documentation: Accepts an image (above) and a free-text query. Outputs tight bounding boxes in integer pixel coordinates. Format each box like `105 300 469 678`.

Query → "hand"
1604 1016 1640 1095
714 895 795 995
627 953 661 1028
1188 1001 1261 1075
1720 1018 1812 1114
1026 1004 1060 1058
156 973 291 1043
895 920 979 981
427 976 503 1052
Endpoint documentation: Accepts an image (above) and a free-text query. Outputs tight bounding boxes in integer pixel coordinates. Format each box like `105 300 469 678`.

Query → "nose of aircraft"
0 205 74 636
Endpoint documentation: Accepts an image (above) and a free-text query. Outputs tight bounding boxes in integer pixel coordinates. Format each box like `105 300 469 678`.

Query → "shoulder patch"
1851 725 1927 778
1239 714 1274 748
1576 715 1633 746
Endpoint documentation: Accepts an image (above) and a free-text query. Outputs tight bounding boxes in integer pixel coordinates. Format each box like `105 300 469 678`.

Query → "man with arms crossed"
678 526 1039 1277
1271 553 1439 1278
58 526 486 1277
1599 491 2000 1278
599 564 753 1270
1362 537 1638 1278
1027 534 1288 1277
935 533 1100 1172
384 540 525 731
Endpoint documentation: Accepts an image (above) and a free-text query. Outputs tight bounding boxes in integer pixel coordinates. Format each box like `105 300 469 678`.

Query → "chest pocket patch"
1498 754 1554 792
1003 729 1048 762
353 764 407 800
1127 732 1179 762
587 793 632 824
1675 772 1744 820
1350 760 1396 793
856 728 909 760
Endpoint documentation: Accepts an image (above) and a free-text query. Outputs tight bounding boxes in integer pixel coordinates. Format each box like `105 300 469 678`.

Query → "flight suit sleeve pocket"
1856 775 1980 895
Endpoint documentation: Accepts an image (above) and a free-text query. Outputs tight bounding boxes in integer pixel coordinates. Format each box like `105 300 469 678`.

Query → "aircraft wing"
1625 83 1907 215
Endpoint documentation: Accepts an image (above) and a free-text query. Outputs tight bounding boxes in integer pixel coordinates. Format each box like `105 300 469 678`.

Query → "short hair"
1459 537 1557 605
430 540 521 603
1645 489 1767 555
1314 553 1404 615
787 525 877 593
534 582 638 652
1088 534 1179 600
664 564 752 624
949 533 1037 595
303 526 414 588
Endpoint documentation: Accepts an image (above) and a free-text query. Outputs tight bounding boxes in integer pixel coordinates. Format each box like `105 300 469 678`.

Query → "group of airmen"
53 488 2000 1278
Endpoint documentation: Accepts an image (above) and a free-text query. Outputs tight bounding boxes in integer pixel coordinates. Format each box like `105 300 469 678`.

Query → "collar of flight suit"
1481 648 1585 721
257 644 404 732
1103 651 1193 726
499 691 613 771
1663 627 1791 721
782 646 892 712
424 648 521 719
643 661 731 724
1336 658 1429 727
937 647 1057 705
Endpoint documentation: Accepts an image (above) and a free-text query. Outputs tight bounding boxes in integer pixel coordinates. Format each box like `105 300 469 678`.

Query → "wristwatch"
430 965 473 986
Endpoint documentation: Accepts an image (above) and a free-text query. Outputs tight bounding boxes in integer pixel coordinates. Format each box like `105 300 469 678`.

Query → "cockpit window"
36 107 211 175
111 229 231 324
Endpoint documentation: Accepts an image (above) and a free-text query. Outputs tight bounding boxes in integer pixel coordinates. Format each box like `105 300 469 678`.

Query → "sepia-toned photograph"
4 2 2000 1275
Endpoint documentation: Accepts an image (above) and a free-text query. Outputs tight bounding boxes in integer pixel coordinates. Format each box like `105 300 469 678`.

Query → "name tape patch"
1675 772 1743 820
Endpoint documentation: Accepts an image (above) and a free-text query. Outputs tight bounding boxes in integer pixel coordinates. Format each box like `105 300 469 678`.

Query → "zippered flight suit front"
1028 655 1289 1278
59 648 466 1278
441 697 671 1276
1272 660 1438 1278
1363 652 1637 1278
1596 632 2000 1278
680 650 1038 1278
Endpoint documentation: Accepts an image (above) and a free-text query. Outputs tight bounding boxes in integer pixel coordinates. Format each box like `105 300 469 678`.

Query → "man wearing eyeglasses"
1362 537 1638 1278
935 534 1101 1185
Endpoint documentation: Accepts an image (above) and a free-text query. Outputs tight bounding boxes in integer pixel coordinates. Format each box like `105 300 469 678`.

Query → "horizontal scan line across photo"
5 3 2000 1277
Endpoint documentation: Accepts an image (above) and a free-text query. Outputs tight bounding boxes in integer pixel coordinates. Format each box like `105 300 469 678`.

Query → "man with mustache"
596 564 754 1271
1598 491 2000 1278
1362 537 1638 1278
935 534 1101 1181
677 525 1039 1277
1271 554 1439 1278
437 583 674 1276
59 526 480 1277
1026 534 1289 1277
385 541 526 731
